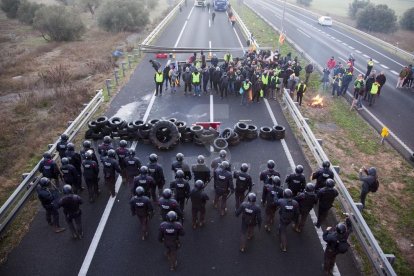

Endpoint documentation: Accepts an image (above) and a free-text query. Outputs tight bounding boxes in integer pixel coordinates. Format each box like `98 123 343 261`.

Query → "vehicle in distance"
214 0 228 11
318 16 333 26
194 0 207 7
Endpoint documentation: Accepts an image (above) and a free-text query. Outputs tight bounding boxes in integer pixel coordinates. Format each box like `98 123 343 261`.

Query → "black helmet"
219 150 227 158
149 153 158 163
43 152 52 160
103 136 112 144
175 169 184 179
240 163 249 172
140 166 148 175
39 177 50 187
221 161 230 169
195 180 204 190
247 192 256 202
197 155 205 164
61 157 69 165
368 167 377 176
83 140 91 149
135 186 145 196
63 184 73 194
326 178 335 188
322 161 331 168
108 149 116 158
295 165 304 174
272 175 281 186
67 143 75 151
283 189 293 198
85 150 93 160
267 160 275 169
305 183 315 192
119 140 127 147
61 133 69 141
162 188 172 199
176 153 184 162
166 211 177 222
336 223 347 234
128 148 135 156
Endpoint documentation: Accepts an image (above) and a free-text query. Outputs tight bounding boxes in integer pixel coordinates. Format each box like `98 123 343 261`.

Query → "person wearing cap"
154 68 164 96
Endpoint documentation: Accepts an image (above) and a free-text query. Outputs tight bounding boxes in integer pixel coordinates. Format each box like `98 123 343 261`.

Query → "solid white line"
391 70 398 75
210 94 214 122
209 40 212 59
380 64 389 69
209 19 211 28
174 6 195 48
297 28 311 38
232 22 245 49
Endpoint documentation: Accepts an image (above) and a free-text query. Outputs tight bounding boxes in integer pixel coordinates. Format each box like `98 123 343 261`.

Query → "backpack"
335 238 350 254
370 179 379 193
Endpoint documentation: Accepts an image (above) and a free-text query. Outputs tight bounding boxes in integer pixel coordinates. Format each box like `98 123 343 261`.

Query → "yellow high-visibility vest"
261 74 269 85
192 72 200 83
155 72 163 83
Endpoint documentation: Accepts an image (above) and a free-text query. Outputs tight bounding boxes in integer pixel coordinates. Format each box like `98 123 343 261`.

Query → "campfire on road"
308 95 324 108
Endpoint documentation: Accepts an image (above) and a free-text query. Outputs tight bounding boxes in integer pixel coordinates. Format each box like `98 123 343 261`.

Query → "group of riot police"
37 135 352 274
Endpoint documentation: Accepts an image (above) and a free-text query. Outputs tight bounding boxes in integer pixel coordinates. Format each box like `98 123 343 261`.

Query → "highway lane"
245 0 414 159
0 4 359 276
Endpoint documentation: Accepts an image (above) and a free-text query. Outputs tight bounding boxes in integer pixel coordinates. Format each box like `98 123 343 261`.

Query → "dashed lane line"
391 70 399 75
380 64 389 69
297 28 311 38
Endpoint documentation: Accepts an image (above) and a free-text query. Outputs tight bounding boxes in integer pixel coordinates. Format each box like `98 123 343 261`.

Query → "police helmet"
368 167 377 177
336 223 347 234
128 148 135 156
166 211 177 222
247 192 256 202
135 186 145 196
175 169 184 179
83 140 91 149
39 177 50 187
60 133 69 141
140 166 148 175
326 178 335 188
267 160 275 169
305 183 315 192
295 165 304 174
149 153 158 163
119 140 127 147
240 163 249 173
195 180 204 190
219 150 227 158
322 161 331 168
162 188 172 199
176 153 184 162
108 149 116 158
283 189 293 199
272 175 281 186
85 150 93 160
103 136 112 144
221 161 230 169
43 152 52 160
63 184 73 194
197 155 205 164
67 143 75 151
61 157 69 165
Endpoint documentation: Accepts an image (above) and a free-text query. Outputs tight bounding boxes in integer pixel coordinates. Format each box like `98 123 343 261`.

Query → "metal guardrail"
0 90 104 235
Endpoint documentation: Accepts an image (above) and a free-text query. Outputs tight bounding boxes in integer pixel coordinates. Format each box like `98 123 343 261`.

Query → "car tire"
88 120 98 131
95 116 108 128
190 125 203 136
138 123 152 140
259 126 274 140
175 121 187 134
273 125 286 140
213 138 228 152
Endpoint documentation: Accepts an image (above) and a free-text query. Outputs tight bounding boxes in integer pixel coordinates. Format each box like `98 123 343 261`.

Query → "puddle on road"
112 101 144 121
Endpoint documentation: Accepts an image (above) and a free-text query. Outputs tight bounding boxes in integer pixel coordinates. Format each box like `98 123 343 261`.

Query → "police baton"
203 175 214 189
226 190 234 200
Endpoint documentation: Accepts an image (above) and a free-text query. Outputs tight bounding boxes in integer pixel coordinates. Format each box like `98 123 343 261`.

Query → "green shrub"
77 0 101 15
97 0 149 32
356 4 397 33
400 7 414 31
296 0 312 6
1 0 21 18
33 5 85 41
348 0 370 19
17 0 43 25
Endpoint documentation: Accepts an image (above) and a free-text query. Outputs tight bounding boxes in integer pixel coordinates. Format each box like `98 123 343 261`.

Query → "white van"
195 0 207 7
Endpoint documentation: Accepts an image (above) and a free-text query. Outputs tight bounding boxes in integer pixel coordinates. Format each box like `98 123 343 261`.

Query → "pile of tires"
148 120 180 150
233 122 258 141
220 128 240 146
191 125 219 146
258 125 286 140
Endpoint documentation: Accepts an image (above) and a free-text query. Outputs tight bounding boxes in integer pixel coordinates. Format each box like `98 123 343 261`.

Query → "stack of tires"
233 122 258 141
190 125 219 147
220 128 240 147
85 116 110 140
259 125 286 140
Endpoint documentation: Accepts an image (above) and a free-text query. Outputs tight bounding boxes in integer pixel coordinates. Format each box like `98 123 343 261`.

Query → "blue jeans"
240 92 247 105
193 84 201 95
228 81 235 94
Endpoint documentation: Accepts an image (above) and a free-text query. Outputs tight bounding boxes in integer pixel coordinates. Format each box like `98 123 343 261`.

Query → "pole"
278 0 286 52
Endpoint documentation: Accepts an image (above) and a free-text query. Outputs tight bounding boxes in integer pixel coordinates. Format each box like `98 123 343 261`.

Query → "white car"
318 16 333 26
195 0 207 6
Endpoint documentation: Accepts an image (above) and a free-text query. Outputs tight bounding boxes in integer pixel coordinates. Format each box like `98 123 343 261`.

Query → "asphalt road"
245 0 414 160
0 4 359 276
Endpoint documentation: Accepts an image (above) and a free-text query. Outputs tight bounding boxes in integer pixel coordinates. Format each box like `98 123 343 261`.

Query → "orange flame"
310 94 324 107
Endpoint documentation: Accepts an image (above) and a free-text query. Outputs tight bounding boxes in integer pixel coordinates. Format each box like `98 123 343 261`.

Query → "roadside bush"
296 0 312 6
348 0 370 19
97 0 149 32
33 5 85 41
356 4 397 33
400 7 414 31
77 0 101 15
17 0 43 25
147 0 158 10
1 0 21 18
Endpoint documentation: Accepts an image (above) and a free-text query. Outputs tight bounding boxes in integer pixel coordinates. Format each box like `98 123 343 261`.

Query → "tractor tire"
149 120 180 150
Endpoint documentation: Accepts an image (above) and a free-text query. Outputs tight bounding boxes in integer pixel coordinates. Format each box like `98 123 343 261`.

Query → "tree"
77 0 101 15
17 0 43 25
348 0 370 19
97 0 149 32
400 7 414 31
296 0 312 6
1 0 21 18
33 5 85 41
356 4 397 33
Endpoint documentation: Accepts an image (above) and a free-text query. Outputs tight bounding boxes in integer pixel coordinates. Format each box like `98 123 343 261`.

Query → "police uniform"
130 195 153 240
61 163 81 194
124 155 141 190
294 191 318 232
102 156 121 197
189 188 209 228
116 146 128 181
259 168 280 185
148 162 166 197
213 168 234 215
262 183 283 231
37 185 61 229
170 178 190 211
82 159 100 202
191 163 211 184
158 221 185 270
312 168 334 191
58 193 83 238
285 172 306 197
315 187 339 228
171 161 192 181
276 198 300 251
235 202 262 251
233 170 253 209
132 174 155 198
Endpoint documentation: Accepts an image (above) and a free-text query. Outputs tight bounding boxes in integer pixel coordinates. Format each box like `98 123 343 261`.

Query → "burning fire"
309 94 324 107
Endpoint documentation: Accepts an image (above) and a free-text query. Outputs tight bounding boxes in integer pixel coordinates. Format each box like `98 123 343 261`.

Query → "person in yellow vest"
154 68 164 96
261 70 270 98
224 52 233 64
269 72 280 100
192 69 202 96
365 58 374 80
368 81 380 106
240 78 252 106
296 80 307 106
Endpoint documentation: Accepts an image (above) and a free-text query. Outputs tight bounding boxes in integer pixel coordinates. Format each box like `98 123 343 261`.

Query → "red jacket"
327 59 336 70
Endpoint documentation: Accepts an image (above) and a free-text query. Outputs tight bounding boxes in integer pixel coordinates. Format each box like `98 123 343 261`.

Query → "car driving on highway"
195 0 207 7
318 16 333 26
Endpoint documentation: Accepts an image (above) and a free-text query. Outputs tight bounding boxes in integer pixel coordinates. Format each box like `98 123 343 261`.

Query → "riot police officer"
36 177 65 233
116 140 129 182
315 178 339 228
61 157 81 194
147 153 166 197
58 185 83 239
262 175 284 232
82 150 100 202
38 152 62 187
158 188 183 222
102 149 121 197
132 166 155 198
65 143 82 180
233 163 253 209
124 148 141 190
191 155 211 184
190 180 209 229
158 211 185 271
259 160 280 185
170 170 190 211
312 161 334 192
235 193 262 252
211 150 230 171
56 133 69 160
98 136 113 161
130 186 154 240
294 183 318 232
80 140 98 163
213 161 234 216
171 153 192 181
285 165 306 197
275 189 300 252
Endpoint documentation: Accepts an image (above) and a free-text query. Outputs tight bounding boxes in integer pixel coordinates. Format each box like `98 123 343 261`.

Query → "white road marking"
175 6 195 47
348 46 354 50
363 54 369 58
209 19 211 28
391 70 399 75
297 28 311 38
336 39 341 43
342 42 348 46
372 59 379 63
210 94 214 122
209 40 212 60
355 50 362 54
380 64 389 69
